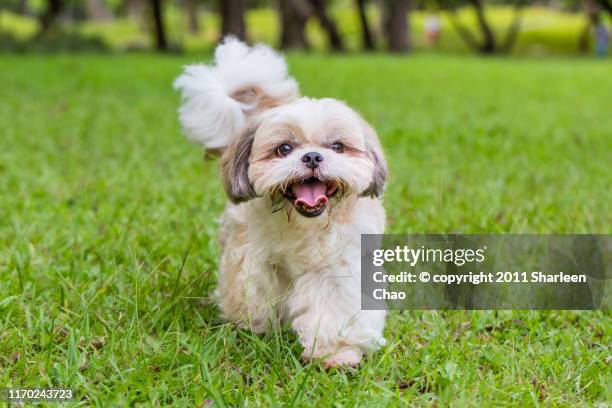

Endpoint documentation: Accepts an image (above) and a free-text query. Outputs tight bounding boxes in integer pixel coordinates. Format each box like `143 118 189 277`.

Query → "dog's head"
221 98 387 218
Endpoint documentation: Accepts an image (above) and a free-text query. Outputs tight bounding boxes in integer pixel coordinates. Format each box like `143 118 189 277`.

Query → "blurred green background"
0 0 610 56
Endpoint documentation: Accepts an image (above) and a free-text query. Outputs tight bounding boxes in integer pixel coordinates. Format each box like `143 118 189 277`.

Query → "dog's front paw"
301 345 363 368
323 347 363 368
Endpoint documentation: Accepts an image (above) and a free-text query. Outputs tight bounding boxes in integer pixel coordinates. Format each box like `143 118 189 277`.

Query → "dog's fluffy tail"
174 37 299 149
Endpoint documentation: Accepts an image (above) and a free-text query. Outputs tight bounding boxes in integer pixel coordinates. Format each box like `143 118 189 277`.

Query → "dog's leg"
216 243 284 333
287 266 386 367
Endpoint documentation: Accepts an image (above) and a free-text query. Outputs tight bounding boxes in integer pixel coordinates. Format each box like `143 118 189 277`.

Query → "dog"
174 38 387 367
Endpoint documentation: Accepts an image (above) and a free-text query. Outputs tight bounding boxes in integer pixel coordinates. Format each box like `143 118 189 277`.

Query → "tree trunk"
592 0 611 16
39 0 64 35
308 0 344 51
220 0 246 41
469 0 496 54
356 0 375 50
149 0 168 51
184 0 199 33
85 0 111 21
279 0 311 49
16 0 29 14
499 3 524 53
442 0 526 55
579 0 601 52
385 0 409 53
447 7 480 51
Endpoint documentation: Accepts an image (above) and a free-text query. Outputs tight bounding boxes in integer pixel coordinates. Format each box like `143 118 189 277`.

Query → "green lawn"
0 53 610 406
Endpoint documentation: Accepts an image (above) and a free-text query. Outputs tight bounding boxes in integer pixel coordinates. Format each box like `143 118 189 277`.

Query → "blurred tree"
471 0 495 52
85 0 111 21
439 0 526 54
39 0 64 35
16 0 29 14
578 0 611 52
220 0 247 40
308 0 344 51
593 0 611 15
148 0 168 50
279 0 311 49
277 0 344 51
384 0 410 52
183 0 199 33
356 0 376 50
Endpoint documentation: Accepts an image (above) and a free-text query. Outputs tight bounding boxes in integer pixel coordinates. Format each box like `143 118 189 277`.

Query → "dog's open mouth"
283 177 339 217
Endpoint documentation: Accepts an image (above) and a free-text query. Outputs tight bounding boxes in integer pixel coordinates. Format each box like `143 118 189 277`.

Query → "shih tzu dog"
174 38 387 367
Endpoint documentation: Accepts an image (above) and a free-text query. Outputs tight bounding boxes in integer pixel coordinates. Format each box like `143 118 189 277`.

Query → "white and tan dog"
174 38 387 367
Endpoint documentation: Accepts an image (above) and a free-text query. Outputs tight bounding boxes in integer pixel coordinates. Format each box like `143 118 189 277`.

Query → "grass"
0 53 611 406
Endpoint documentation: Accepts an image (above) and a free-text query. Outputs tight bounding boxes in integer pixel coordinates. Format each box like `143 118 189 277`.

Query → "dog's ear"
221 125 258 203
359 121 388 197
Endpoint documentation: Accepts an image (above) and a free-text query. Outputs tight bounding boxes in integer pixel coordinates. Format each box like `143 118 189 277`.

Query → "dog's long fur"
175 38 387 367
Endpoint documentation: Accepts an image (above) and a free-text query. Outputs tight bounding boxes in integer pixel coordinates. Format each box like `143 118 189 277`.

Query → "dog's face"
221 98 387 218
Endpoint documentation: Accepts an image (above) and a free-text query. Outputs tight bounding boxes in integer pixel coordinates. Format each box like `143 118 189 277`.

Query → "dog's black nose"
301 152 323 168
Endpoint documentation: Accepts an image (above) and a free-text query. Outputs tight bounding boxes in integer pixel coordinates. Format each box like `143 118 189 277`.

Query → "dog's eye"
330 142 344 153
276 143 293 157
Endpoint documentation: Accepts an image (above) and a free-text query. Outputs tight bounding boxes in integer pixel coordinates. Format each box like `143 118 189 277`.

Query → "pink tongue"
292 181 328 207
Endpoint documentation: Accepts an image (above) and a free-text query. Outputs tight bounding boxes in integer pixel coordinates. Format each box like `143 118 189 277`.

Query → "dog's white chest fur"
222 196 385 279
